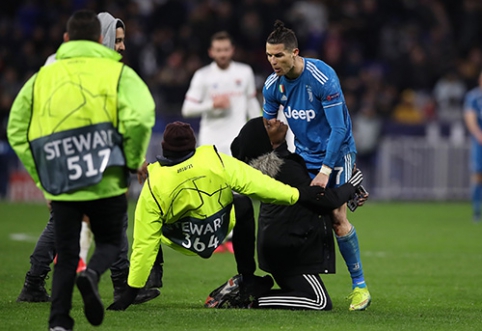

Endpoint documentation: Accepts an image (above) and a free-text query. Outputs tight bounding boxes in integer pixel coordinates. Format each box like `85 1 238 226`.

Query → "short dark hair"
266 20 298 51
211 31 233 45
66 10 101 42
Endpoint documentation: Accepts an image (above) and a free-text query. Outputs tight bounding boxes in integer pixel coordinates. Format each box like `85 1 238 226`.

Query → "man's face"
114 27 125 53
209 39 234 69
266 43 297 76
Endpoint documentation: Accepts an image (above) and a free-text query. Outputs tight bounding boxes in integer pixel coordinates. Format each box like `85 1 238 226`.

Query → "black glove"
107 286 140 311
347 169 363 189
297 186 326 208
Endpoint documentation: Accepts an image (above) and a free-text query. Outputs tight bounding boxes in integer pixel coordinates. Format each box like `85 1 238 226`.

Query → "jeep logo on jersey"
285 106 315 122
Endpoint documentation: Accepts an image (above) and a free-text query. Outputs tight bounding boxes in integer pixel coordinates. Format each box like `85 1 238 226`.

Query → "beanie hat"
230 117 273 163
161 121 196 155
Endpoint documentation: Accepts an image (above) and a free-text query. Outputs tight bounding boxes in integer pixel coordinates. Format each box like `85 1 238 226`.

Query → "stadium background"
1 0 481 201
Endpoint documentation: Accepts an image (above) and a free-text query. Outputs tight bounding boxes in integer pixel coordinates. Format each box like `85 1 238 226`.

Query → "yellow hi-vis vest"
146 146 237 258
28 57 125 195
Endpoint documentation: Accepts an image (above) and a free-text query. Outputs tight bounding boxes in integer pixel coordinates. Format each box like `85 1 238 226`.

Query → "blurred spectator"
352 100 382 190
433 70 467 123
392 89 425 125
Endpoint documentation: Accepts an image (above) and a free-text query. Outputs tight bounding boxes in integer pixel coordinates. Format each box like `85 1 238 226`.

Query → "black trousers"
256 273 332 310
48 194 126 329
232 194 256 277
29 210 130 276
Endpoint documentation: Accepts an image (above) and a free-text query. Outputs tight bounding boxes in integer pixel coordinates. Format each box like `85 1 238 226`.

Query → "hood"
249 151 284 178
97 12 125 50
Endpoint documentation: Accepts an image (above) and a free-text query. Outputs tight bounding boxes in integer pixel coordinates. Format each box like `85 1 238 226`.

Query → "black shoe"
17 272 51 303
132 287 161 305
205 274 243 308
111 269 129 302
76 269 104 326
146 263 163 289
240 275 274 302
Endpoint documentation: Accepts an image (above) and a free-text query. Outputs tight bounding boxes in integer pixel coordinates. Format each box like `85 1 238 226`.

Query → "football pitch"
1 201 481 331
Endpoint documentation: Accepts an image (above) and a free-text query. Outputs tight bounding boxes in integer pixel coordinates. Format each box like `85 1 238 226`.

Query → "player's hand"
357 191 369 206
311 172 328 188
264 119 287 148
137 161 149 184
46 200 52 212
213 95 230 109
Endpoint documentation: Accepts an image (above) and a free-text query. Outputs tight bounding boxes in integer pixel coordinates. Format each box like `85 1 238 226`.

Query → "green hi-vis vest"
28 57 125 195
148 146 236 258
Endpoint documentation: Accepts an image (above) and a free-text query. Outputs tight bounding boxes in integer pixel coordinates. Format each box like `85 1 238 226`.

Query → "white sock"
79 221 93 262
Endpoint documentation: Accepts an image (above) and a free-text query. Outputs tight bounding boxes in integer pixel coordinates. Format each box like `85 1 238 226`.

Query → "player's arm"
463 107 482 144
181 70 214 116
7 74 40 185
117 66 155 172
261 77 285 144
320 79 347 170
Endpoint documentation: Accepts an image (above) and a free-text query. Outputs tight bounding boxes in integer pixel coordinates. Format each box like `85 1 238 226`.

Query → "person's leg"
256 273 332 310
75 195 126 326
79 217 93 263
328 153 370 310
86 195 126 279
110 211 130 300
109 212 160 304
18 211 56 302
231 194 256 279
470 142 482 221
146 246 164 289
48 201 83 330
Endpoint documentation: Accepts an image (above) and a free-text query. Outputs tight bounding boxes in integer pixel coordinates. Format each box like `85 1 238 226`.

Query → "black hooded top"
231 117 358 275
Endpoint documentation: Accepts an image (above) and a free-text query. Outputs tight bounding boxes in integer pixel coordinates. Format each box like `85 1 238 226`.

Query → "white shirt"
182 61 261 155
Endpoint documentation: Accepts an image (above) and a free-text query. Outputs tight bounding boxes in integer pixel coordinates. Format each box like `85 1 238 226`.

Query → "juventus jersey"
263 58 356 170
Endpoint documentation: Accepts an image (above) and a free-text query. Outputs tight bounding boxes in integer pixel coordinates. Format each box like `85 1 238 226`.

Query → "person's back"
7 10 155 330
225 116 364 310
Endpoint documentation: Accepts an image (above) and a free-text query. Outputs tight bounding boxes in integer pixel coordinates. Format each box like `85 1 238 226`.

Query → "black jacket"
250 143 358 276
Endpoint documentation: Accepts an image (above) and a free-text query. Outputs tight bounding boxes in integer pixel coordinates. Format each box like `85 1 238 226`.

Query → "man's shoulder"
191 64 213 78
304 58 336 83
466 87 482 99
231 61 253 71
263 72 279 92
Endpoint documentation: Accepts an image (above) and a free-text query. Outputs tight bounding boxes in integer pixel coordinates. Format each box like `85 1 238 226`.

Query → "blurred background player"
463 70 482 222
181 31 261 253
262 20 370 311
16 11 161 306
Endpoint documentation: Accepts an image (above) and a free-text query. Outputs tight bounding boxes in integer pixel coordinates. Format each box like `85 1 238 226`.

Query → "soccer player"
106 121 330 311
181 31 261 252
16 12 161 306
463 71 482 222
8 10 155 329
262 20 371 311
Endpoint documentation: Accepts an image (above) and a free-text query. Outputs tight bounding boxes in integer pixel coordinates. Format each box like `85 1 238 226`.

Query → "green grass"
1 201 481 330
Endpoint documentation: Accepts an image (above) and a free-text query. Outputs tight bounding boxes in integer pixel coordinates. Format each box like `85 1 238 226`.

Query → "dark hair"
211 31 233 45
266 20 298 51
66 10 101 42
